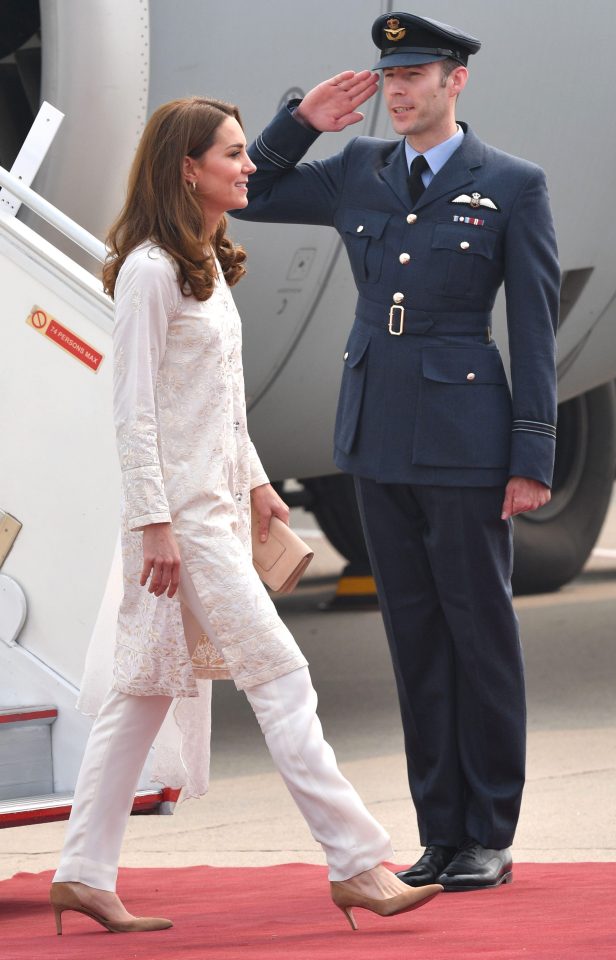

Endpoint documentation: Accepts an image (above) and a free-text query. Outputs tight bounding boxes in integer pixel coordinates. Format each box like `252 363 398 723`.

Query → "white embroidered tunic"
106 243 307 793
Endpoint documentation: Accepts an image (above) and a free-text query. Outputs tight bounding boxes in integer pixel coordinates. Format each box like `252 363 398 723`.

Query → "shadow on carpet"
1 863 614 959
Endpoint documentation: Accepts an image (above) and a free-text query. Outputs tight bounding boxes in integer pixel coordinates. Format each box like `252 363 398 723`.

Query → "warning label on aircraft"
26 306 104 372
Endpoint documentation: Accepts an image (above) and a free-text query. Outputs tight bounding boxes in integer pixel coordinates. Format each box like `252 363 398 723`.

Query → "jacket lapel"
379 124 487 212
379 140 413 208
413 124 486 211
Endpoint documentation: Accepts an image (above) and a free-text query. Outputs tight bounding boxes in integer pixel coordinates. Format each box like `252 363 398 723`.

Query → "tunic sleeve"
113 248 180 530
248 440 269 490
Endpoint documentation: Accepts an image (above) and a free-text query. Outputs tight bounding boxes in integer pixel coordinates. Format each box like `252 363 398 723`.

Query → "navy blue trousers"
355 478 526 850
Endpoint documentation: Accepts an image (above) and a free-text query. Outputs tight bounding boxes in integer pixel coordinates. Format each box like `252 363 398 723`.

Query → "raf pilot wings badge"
450 191 500 211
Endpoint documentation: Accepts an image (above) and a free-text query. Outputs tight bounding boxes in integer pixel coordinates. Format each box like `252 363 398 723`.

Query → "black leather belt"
355 296 492 338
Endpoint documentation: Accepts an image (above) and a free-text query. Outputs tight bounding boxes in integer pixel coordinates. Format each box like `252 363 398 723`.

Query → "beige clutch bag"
251 512 314 594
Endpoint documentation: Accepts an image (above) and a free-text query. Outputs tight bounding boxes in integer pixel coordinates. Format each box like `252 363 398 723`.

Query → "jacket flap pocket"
432 222 498 259
343 327 371 368
422 347 507 385
338 209 391 239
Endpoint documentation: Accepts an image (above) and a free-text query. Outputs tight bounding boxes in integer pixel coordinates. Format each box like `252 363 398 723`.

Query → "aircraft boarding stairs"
0 136 177 826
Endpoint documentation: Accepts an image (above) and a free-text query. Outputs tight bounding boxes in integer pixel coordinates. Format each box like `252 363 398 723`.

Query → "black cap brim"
373 51 448 69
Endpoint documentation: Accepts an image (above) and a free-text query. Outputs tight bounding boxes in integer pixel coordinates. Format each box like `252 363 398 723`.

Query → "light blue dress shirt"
405 125 464 185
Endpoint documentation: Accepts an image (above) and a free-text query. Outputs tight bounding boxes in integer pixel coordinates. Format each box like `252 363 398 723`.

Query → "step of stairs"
0 707 180 826
0 705 57 802
0 787 177 828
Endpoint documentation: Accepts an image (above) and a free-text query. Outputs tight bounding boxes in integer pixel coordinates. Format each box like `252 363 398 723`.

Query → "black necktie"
408 154 429 207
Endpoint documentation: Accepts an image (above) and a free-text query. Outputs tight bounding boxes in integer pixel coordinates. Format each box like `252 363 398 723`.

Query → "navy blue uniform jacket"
234 106 560 488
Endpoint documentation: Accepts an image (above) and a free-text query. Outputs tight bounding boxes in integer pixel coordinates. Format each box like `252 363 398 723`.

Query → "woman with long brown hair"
49 96 441 935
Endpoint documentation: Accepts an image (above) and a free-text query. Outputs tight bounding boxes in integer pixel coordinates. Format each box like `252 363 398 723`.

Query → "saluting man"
233 12 559 890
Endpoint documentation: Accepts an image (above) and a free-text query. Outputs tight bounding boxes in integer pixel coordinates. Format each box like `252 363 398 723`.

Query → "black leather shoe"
396 845 458 887
438 840 513 891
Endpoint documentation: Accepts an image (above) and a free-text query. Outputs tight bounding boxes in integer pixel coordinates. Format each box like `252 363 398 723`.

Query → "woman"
50 97 442 935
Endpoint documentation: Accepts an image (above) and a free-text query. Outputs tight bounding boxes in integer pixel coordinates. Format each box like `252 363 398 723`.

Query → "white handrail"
0 166 107 264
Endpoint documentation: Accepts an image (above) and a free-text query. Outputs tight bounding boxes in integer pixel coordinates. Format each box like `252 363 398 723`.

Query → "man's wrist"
290 100 319 132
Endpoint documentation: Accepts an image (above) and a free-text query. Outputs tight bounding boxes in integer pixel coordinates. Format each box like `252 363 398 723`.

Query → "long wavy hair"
102 97 247 300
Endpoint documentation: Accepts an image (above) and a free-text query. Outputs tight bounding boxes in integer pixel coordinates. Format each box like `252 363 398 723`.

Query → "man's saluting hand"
295 70 379 132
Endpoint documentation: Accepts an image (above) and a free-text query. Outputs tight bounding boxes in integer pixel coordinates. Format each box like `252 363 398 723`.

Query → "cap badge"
384 17 406 42
450 192 500 212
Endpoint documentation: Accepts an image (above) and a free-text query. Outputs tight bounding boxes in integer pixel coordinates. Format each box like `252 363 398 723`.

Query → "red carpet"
1 863 614 959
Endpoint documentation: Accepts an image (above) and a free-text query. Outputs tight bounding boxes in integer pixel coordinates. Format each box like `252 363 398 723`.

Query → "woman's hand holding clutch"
250 483 290 542
250 484 314 595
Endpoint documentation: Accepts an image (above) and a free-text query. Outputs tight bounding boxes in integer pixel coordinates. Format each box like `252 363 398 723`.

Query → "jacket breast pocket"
430 222 499 298
334 326 371 454
412 346 512 469
338 209 391 284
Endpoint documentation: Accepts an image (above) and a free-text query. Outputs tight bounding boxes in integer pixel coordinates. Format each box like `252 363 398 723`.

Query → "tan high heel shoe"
330 867 442 931
50 882 173 934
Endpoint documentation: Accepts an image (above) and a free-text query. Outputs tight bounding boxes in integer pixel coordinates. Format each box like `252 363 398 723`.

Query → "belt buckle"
388 305 405 336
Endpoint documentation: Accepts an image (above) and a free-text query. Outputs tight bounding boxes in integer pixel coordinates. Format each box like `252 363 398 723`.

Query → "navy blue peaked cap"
372 12 481 69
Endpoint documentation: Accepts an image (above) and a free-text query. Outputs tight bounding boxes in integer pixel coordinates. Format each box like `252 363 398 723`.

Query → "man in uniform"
233 12 559 890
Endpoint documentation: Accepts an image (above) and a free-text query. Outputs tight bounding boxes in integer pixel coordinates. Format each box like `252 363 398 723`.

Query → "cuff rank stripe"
512 419 557 439
255 135 294 169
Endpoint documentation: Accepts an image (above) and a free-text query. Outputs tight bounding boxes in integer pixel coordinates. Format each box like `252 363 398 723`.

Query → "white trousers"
53 670 392 889
54 582 392 890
